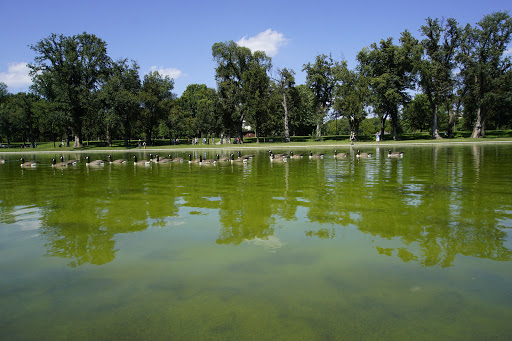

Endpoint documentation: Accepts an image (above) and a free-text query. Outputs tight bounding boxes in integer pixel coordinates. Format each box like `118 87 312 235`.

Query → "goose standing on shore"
19 158 37 167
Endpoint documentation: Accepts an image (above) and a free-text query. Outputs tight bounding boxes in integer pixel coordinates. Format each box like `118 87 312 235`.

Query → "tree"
274 68 296 142
419 17 460 139
139 71 175 145
99 59 141 146
358 31 420 140
458 11 512 138
402 93 431 132
302 54 344 139
243 52 272 142
212 41 272 140
11 92 40 147
333 67 369 138
179 84 219 138
29 32 111 147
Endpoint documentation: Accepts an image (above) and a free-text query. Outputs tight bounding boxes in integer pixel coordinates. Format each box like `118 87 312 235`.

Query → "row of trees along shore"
1 12 511 148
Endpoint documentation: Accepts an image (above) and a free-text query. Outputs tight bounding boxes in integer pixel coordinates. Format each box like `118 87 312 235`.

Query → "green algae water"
1 144 512 340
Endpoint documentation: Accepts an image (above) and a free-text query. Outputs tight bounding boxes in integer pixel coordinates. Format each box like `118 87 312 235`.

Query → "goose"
231 153 247 163
289 151 303 159
52 158 68 167
388 150 404 158
270 153 287 162
356 150 372 158
19 157 37 167
155 154 170 163
268 150 287 158
238 151 254 160
170 154 184 162
0 158 6 164
309 151 324 160
60 156 79 165
216 154 231 162
334 150 349 159
188 154 201 163
85 156 106 166
133 155 151 165
199 155 216 165
107 155 127 164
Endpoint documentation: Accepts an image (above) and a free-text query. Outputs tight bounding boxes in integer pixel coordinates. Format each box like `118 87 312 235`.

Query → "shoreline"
2 139 512 154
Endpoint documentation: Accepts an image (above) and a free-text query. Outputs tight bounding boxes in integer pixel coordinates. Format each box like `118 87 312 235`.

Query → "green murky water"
1 144 512 340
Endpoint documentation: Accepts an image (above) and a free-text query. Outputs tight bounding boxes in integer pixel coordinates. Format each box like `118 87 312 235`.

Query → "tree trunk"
315 105 323 140
282 91 290 143
431 103 442 139
472 106 485 138
106 125 112 146
447 108 457 138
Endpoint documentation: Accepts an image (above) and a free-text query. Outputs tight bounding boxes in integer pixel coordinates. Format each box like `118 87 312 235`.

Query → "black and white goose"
19 157 37 167
356 150 372 158
52 158 68 167
107 155 127 164
334 150 349 159
133 155 151 165
309 151 324 160
85 156 106 166
388 150 404 158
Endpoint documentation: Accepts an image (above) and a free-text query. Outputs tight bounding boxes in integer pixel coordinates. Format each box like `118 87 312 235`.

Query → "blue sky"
1 0 511 95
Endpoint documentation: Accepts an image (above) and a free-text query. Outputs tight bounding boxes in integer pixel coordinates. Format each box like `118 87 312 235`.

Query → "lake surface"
1 144 512 340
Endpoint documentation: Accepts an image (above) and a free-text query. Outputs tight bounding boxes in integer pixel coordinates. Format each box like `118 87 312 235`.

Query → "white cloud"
149 66 183 79
0 62 32 88
237 29 287 57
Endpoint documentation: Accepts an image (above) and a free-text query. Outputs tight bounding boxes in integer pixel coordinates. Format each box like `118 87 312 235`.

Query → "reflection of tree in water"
3 162 181 267
3 147 512 267
357 145 512 267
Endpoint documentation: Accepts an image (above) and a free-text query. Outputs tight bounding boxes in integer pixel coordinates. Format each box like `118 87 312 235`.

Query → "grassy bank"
2 131 512 153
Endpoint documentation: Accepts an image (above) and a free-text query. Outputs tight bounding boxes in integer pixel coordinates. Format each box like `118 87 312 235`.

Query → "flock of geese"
10 149 404 168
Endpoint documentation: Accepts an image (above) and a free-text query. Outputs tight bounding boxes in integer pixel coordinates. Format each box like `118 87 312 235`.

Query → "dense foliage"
1 12 511 146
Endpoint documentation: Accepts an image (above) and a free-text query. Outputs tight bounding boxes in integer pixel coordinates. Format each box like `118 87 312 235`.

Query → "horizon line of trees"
1 11 511 148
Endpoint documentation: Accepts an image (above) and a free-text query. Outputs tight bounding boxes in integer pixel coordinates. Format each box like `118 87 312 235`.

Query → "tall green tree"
212 41 272 140
274 68 296 142
243 52 272 142
358 31 420 140
179 84 219 138
458 11 512 138
302 54 344 139
333 67 369 137
419 17 461 139
99 59 141 146
139 71 175 145
11 92 40 147
29 32 111 147
402 93 431 132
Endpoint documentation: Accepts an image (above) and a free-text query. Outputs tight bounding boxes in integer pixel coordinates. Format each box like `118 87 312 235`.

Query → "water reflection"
1 144 512 268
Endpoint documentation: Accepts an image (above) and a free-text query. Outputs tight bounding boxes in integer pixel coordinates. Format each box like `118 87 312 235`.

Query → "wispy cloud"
505 48 512 55
149 66 183 79
0 62 32 88
237 29 288 57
